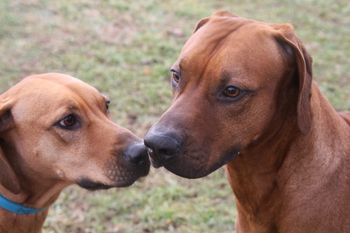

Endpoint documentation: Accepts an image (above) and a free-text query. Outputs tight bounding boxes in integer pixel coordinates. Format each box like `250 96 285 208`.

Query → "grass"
0 0 349 232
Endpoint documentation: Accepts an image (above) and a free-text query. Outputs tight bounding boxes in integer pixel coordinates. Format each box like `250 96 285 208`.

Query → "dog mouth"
77 171 149 190
77 178 114 191
147 147 241 178
77 179 138 190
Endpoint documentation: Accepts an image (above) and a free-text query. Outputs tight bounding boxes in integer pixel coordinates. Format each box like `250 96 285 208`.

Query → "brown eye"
105 100 110 111
223 86 241 98
172 73 180 83
57 114 80 130
170 69 180 84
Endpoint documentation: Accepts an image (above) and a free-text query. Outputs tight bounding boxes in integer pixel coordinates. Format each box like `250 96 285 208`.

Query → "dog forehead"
16 73 101 99
8 73 104 116
26 73 99 93
179 18 284 83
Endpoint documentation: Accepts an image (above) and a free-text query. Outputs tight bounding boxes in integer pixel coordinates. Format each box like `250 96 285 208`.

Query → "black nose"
144 130 182 162
123 143 149 166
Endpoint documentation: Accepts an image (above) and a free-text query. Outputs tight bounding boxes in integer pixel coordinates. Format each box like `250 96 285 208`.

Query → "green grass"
0 0 349 232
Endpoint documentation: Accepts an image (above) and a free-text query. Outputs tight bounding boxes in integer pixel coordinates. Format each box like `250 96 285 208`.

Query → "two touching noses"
125 122 183 169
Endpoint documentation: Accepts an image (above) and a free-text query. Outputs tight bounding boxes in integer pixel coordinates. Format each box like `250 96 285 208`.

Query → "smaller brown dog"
0 73 149 233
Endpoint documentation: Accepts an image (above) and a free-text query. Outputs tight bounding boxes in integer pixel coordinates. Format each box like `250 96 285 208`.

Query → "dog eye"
172 73 180 83
223 86 241 98
170 69 180 84
57 114 80 130
105 100 110 111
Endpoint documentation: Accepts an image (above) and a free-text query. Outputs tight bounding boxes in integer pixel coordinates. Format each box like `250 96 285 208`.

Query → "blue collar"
0 194 46 215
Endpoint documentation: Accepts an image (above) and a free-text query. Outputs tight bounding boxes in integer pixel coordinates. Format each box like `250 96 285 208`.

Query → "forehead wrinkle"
31 78 104 121
219 68 259 91
67 87 106 122
180 22 249 88
210 22 284 81
182 17 248 56
49 77 104 109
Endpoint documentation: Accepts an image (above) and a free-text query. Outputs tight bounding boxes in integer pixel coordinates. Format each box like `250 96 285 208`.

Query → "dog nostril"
144 132 182 161
124 143 148 166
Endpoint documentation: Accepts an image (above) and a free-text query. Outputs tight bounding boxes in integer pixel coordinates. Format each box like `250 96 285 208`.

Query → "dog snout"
144 128 183 165
123 143 149 166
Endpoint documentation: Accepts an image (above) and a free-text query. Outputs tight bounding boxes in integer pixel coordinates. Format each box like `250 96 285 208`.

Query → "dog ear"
212 10 237 18
273 24 313 134
193 17 210 33
0 98 14 132
193 11 238 33
0 98 20 194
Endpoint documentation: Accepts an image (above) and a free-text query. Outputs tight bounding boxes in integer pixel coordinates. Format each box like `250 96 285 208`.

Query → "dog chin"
161 150 240 179
163 162 213 179
160 157 217 179
149 156 216 178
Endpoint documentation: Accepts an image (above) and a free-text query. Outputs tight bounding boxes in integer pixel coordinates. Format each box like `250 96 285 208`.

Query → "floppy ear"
193 11 238 33
0 97 20 194
273 24 313 134
0 99 14 132
193 17 210 33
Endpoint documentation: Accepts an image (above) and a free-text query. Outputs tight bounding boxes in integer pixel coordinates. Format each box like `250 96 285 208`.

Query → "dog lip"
77 178 113 191
160 149 241 179
225 150 240 163
113 171 149 187
77 174 149 190
112 179 136 188
137 162 151 176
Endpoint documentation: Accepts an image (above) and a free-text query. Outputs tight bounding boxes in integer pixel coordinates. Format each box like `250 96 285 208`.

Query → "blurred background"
0 0 349 232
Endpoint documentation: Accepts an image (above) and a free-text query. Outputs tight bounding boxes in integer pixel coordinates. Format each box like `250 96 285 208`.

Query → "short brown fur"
145 12 350 232
0 73 149 233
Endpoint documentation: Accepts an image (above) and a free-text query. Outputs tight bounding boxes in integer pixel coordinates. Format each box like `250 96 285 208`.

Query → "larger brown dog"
145 11 350 232
0 73 149 233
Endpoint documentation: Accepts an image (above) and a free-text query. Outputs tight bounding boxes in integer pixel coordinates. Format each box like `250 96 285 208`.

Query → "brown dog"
145 11 350 232
0 73 149 233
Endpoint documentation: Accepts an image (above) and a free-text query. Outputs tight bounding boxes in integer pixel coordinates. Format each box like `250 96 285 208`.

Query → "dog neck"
0 194 46 214
0 207 48 233
0 179 67 233
226 83 350 232
20 179 67 207
226 114 300 232
0 143 68 233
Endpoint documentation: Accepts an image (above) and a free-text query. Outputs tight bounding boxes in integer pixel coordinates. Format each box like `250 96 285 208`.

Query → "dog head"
0 73 150 197
145 11 312 178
